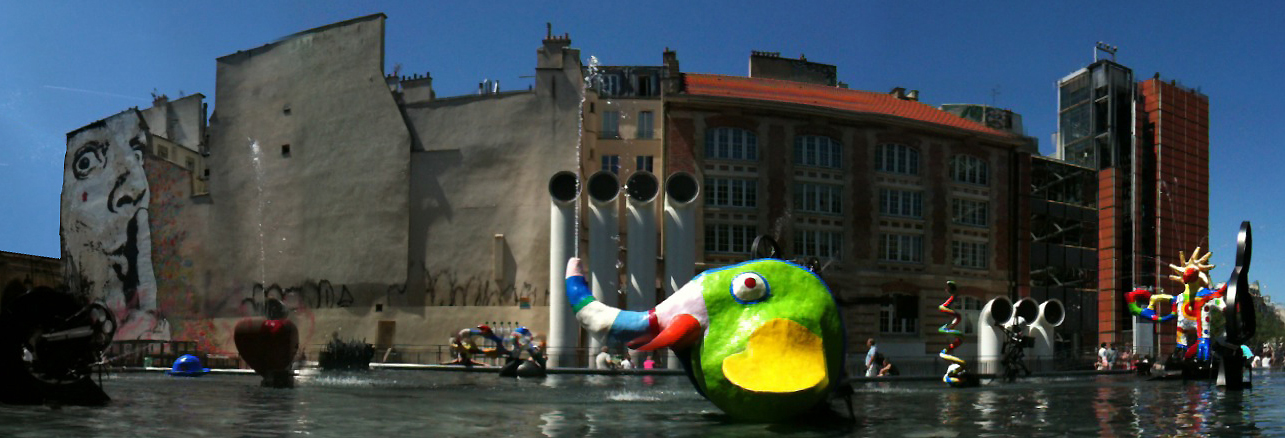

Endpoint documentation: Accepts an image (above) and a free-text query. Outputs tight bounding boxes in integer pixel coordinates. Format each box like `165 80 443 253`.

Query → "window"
879 189 923 218
636 155 654 173
705 177 757 208
795 229 842 260
794 183 842 215
951 198 988 227
952 241 988 269
705 223 756 254
879 233 923 263
705 127 757 160
601 155 620 174
875 143 919 175
185 157 195 171
637 111 654 139
156 145 169 160
960 296 982 335
601 75 620 96
601 111 620 138
636 75 652 96
793 135 842 168
880 294 919 334
951 155 989 186
280 144 290 157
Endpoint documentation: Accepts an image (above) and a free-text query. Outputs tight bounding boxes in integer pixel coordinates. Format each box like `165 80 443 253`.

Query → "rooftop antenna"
1094 41 1118 62
990 86 1001 107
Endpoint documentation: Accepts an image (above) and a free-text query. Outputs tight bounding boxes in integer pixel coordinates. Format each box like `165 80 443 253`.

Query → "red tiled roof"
682 73 1016 139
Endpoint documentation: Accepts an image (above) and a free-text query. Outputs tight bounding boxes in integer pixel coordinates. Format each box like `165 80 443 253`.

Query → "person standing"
595 346 614 370
865 338 880 377
1097 343 1109 370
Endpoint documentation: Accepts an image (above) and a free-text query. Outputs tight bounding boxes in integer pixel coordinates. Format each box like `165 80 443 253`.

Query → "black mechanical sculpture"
0 286 116 405
1218 221 1254 390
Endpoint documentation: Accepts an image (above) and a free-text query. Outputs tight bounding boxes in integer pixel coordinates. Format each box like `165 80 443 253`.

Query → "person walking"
865 338 880 377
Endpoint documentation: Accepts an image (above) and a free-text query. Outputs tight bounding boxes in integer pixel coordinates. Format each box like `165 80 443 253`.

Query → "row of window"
880 295 984 335
704 180 989 226
705 224 987 268
600 111 655 139
702 127 991 185
600 155 654 174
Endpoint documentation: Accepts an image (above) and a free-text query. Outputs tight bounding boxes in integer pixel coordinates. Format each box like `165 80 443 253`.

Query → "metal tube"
1031 299 1065 371
547 171 579 368
978 296 1013 375
626 172 660 366
662 172 698 369
587 171 620 367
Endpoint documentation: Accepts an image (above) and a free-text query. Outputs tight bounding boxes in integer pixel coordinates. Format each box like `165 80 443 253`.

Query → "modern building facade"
1053 54 1210 352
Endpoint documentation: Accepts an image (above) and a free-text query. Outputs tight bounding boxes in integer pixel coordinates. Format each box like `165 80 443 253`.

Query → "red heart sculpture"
234 317 299 375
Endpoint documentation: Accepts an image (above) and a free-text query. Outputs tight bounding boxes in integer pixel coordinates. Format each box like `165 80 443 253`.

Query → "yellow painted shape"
722 318 827 393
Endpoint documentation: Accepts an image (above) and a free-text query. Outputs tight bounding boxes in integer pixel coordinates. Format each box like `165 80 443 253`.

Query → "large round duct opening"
626 171 659 203
665 172 699 205
1013 298 1039 326
1040 299 1066 327
549 171 579 202
987 297 1013 325
588 171 620 202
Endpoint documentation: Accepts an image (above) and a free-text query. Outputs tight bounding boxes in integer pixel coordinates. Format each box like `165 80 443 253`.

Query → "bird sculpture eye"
731 272 769 303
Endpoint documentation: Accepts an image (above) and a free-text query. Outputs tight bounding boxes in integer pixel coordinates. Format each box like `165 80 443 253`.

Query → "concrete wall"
402 40 583 340
205 13 411 340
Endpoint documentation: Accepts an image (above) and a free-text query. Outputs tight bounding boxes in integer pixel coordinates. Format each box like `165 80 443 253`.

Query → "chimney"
905 90 919 101
662 48 681 95
890 87 907 99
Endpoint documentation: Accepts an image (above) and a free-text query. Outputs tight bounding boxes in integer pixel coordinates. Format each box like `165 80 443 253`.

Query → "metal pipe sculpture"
1029 299 1065 367
498 326 548 378
563 253 846 422
0 285 115 405
586 171 620 363
1219 222 1254 390
977 296 1013 375
937 281 976 387
547 171 579 369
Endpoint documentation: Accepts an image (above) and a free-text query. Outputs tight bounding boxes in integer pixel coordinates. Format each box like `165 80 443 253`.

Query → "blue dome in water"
167 354 211 377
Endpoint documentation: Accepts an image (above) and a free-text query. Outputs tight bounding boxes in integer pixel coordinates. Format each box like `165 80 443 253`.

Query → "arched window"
793 135 842 168
950 155 989 186
705 127 758 161
875 143 919 175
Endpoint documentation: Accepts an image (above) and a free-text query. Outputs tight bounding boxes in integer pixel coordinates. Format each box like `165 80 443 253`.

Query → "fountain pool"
2 371 1284 436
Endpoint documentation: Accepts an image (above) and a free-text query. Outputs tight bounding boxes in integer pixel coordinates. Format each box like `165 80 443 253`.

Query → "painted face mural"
61 110 170 340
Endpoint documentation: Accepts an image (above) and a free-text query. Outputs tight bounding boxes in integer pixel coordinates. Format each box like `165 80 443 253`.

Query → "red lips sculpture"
234 299 299 388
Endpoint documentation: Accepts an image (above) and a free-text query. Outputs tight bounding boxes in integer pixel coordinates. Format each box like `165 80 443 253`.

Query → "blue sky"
2 1 1281 302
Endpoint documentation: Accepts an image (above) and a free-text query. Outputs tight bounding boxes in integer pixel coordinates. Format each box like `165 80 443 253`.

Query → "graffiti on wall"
61 110 170 341
422 268 547 307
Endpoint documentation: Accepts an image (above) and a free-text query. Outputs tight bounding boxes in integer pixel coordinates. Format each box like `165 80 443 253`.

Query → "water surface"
1 370 1282 436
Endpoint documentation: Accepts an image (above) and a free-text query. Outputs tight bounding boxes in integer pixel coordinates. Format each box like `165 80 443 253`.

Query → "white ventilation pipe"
662 172 699 369
587 171 620 367
625 171 660 367
977 296 1013 375
547 171 579 368
1030 299 1065 368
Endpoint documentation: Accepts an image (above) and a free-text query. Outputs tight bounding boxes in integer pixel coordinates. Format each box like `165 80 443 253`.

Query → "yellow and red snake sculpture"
938 281 969 386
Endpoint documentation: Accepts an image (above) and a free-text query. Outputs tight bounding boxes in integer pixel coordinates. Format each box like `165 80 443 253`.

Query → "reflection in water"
235 386 302 437
3 372 1284 436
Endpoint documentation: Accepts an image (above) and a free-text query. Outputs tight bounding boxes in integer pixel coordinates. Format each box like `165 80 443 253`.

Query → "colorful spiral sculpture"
938 281 969 386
